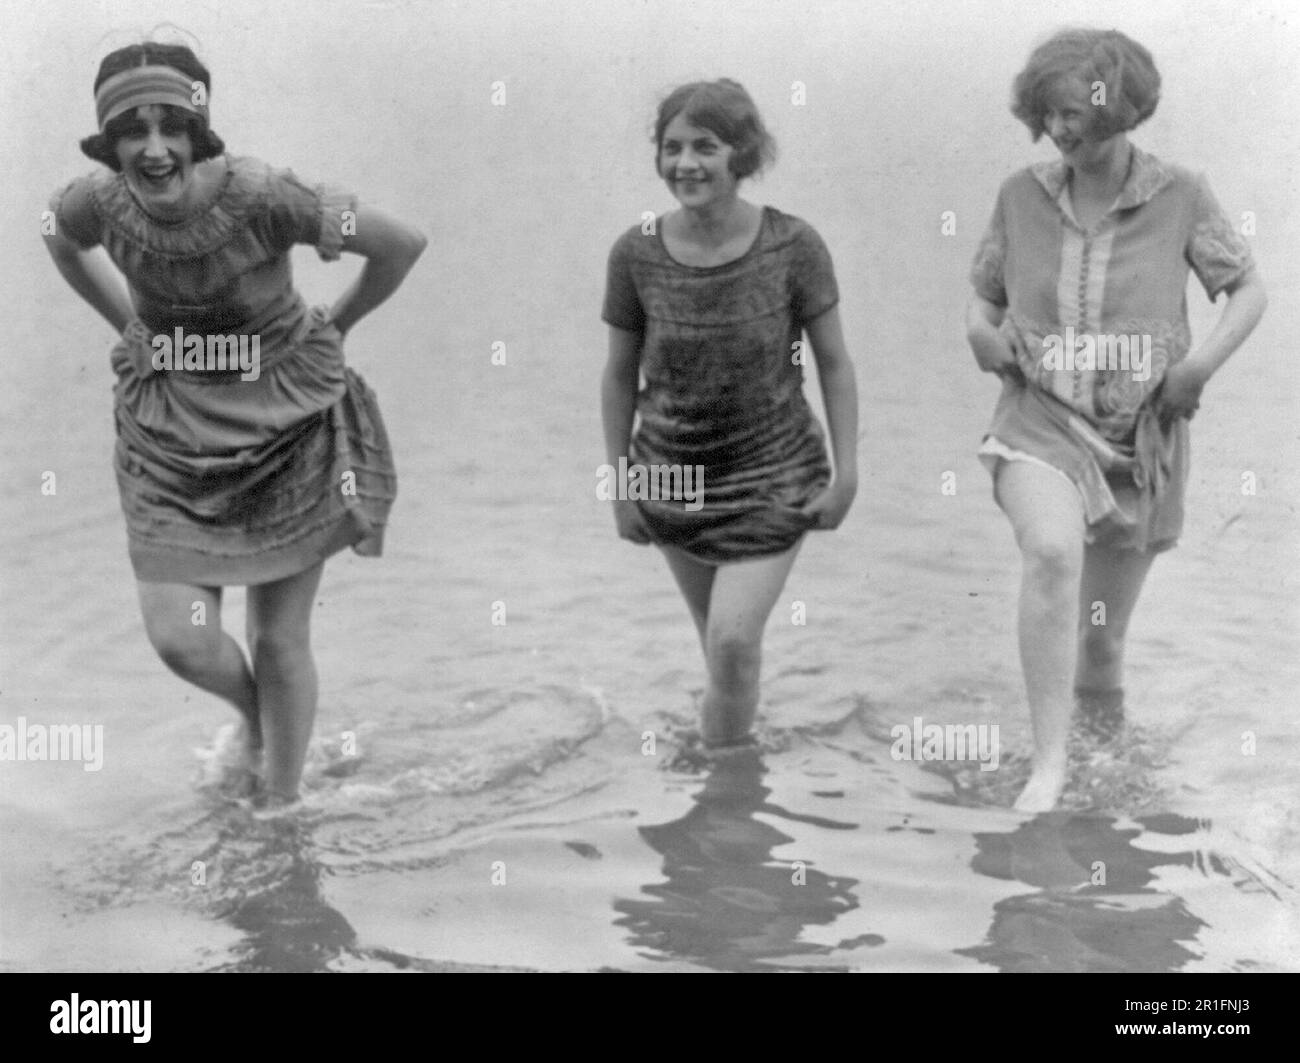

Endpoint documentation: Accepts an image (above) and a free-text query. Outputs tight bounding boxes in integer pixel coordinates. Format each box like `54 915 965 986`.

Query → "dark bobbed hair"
79 42 225 171
653 79 776 179
1011 28 1160 141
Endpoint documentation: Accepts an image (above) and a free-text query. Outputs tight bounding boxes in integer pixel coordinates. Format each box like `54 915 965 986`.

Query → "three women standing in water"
47 27 1264 814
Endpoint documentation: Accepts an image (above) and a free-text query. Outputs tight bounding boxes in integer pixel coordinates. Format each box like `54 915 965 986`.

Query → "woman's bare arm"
805 307 858 478
601 325 650 543
42 231 135 334
966 294 1024 378
1158 267 1267 424
802 306 858 528
1187 268 1268 380
602 326 641 466
327 205 428 336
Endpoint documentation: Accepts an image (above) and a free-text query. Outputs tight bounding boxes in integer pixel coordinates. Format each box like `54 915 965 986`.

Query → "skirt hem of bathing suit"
129 507 381 586
630 407 831 564
979 435 1180 555
643 510 817 566
117 366 396 587
978 382 1186 555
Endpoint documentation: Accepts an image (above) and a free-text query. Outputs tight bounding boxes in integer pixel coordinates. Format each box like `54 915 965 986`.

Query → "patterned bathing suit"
50 155 396 584
602 207 839 563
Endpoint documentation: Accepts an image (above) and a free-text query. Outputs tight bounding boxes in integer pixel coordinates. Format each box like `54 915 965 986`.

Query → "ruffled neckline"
91 155 272 258
1031 145 1174 215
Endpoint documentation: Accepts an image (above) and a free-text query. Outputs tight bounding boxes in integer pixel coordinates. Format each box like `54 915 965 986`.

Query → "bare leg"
246 562 325 805
137 580 260 749
661 543 803 744
994 461 1085 813
1075 542 1157 733
698 545 803 746
661 545 717 651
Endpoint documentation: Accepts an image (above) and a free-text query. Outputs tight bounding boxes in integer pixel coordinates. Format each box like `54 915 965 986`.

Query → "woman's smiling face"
658 113 740 209
112 104 196 216
1042 78 1095 154
1042 76 1122 168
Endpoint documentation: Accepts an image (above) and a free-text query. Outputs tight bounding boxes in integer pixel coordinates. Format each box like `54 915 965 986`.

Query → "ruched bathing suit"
50 156 396 584
602 207 839 564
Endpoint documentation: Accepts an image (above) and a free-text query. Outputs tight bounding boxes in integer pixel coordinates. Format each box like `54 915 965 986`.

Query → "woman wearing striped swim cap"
45 40 427 814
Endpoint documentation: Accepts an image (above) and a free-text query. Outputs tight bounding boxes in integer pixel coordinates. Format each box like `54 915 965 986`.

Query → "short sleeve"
601 233 645 332
263 168 358 262
970 191 1008 307
1185 174 1254 300
48 177 103 249
791 224 839 325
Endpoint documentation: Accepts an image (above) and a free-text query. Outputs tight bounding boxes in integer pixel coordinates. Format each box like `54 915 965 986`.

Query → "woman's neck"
1068 138 1133 201
133 156 229 222
677 196 753 244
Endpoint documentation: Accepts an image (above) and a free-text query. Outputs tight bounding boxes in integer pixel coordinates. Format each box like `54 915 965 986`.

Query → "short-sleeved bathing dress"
970 147 1254 553
49 155 397 585
602 207 838 563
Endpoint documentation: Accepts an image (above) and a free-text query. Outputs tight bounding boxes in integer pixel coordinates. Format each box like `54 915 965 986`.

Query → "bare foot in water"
205 719 264 799
1013 757 1067 813
252 791 303 820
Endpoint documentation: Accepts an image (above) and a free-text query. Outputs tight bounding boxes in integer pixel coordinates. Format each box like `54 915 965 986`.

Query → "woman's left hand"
1156 360 1209 431
801 476 857 530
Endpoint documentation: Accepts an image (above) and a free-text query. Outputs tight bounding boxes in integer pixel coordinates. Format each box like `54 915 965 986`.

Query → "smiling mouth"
137 164 180 189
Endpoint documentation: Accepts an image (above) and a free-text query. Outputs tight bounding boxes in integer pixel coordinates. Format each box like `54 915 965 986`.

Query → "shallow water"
2 0 1298 972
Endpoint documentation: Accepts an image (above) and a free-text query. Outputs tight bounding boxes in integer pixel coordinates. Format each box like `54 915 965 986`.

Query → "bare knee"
144 621 221 678
1079 621 1125 671
248 623 312 670
1019 533 1081 587
706 630 762 685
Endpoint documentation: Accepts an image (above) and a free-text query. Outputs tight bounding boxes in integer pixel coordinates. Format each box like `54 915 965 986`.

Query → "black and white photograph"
1 0 1296 994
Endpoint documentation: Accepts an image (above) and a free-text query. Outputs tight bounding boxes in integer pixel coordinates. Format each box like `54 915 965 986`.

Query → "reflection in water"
205 814 358 972
959 812 1207 972
614 749 866 971
199 811 442 973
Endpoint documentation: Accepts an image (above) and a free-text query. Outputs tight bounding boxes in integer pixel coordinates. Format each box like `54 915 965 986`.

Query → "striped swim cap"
95 65 209 129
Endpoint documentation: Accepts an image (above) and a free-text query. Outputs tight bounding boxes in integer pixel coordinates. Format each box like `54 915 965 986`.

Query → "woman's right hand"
613 498 652 545
120 317 149 341
117 318 158 376
970 319 1027 384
